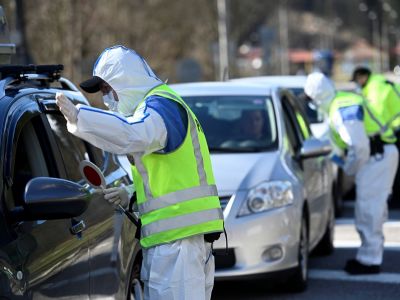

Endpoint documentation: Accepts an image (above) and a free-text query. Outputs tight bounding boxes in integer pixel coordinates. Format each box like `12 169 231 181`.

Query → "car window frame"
3 96 63 184
281 92 312 142
281 97 303 153
291 97 313 140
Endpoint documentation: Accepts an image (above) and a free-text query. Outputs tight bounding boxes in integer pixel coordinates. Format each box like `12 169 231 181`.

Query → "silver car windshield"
183 95 278 153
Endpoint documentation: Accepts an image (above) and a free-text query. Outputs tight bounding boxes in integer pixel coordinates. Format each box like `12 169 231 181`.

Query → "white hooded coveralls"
331 108 398 265
68 46 215 300
305 73 399 266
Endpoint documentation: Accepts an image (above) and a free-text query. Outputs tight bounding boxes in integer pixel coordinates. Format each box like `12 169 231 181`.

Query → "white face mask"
103 92 118 112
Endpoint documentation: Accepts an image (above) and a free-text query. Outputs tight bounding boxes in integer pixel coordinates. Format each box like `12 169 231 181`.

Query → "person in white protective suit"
55 45 224 300
304 72 398 275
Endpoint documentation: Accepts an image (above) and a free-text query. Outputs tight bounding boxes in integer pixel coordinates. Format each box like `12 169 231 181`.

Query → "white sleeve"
66 102 167 155
331 110 370 175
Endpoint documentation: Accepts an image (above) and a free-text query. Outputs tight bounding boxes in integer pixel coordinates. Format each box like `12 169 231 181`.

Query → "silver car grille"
219 196 231 211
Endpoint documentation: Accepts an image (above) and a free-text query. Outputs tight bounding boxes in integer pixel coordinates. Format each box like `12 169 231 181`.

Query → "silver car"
171 81 335 291
231 75 355 216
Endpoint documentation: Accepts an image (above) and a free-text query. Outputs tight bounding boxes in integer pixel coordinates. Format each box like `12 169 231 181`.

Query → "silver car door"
292 100 330 246
282 96 323 245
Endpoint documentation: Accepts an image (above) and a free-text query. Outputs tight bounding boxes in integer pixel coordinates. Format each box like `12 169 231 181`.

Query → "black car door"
0 96 90 299
40 99 135 298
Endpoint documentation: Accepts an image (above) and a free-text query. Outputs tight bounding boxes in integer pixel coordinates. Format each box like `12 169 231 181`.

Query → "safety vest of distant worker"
362 74 400 132
130 84 224 249
329 91 395 150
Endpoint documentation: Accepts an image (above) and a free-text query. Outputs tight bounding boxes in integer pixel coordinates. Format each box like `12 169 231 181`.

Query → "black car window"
46 114 105 182
10 117 50 208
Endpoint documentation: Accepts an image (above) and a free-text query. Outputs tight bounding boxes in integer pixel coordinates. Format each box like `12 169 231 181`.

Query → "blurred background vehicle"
0 64 142 299
170 81 335 292
231 75 351 216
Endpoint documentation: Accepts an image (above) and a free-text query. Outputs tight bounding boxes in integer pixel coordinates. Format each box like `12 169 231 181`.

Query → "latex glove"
55 92 78 124
103 185 134 208
330 154 345 168
342 147 359 176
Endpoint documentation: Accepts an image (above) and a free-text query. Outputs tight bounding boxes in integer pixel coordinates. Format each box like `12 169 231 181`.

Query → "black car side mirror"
9 177 90 222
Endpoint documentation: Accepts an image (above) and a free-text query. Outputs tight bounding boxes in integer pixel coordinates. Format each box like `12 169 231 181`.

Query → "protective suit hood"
304 72 336 113
93 45 162 116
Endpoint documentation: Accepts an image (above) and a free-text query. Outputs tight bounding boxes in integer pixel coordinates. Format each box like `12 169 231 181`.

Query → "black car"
0 65 142 299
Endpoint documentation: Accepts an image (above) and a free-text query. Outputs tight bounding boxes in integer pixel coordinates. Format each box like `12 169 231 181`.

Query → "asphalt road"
212 202 400 300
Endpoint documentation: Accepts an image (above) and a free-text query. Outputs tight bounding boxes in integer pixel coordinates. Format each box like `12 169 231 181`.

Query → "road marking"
334 220 400 246
334 241 400 249
335 219 400 226
309 269 400 284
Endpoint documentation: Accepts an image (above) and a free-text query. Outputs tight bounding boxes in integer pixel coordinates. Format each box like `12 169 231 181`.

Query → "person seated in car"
234 109 267 142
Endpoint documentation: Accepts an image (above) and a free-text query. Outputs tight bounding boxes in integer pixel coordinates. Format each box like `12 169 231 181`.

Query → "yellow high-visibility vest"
329 91 395 149
131 84 224 248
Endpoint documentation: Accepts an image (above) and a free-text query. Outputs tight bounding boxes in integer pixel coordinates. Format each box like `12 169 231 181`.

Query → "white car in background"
170 81 335 292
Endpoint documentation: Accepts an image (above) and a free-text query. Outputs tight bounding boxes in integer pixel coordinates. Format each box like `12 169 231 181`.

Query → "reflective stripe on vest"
133 151 152 198
141 207 223 237
360 96 386 135
154 90 208 185
139 184 218 214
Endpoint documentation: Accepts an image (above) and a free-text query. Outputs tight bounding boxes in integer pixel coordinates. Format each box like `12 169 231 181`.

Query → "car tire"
127 256 143 300
287 214 309 293
333 171 343 217
313 201 335 256
389 165 400 208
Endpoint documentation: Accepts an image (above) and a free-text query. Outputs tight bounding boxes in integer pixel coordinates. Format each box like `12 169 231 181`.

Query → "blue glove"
330 154 345 167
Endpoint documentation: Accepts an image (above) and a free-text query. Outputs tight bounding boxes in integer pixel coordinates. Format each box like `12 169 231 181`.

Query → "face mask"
103 92 118 112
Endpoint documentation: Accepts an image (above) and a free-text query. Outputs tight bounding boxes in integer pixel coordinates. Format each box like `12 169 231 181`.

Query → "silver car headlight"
237 181 294 217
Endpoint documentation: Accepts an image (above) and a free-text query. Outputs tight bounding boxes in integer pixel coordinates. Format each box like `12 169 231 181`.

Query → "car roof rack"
0 64 64 81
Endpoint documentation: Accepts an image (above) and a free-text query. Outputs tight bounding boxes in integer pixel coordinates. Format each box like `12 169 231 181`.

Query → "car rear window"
183 95 277 153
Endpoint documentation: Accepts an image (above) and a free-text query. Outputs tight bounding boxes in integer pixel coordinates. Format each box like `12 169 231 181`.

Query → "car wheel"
287 214 309 292
128 257 143 300
313 201 335 256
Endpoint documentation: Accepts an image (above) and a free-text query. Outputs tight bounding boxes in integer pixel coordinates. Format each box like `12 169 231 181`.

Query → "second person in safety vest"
304 72 398 275
352 66 400 208
55 45 224 300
